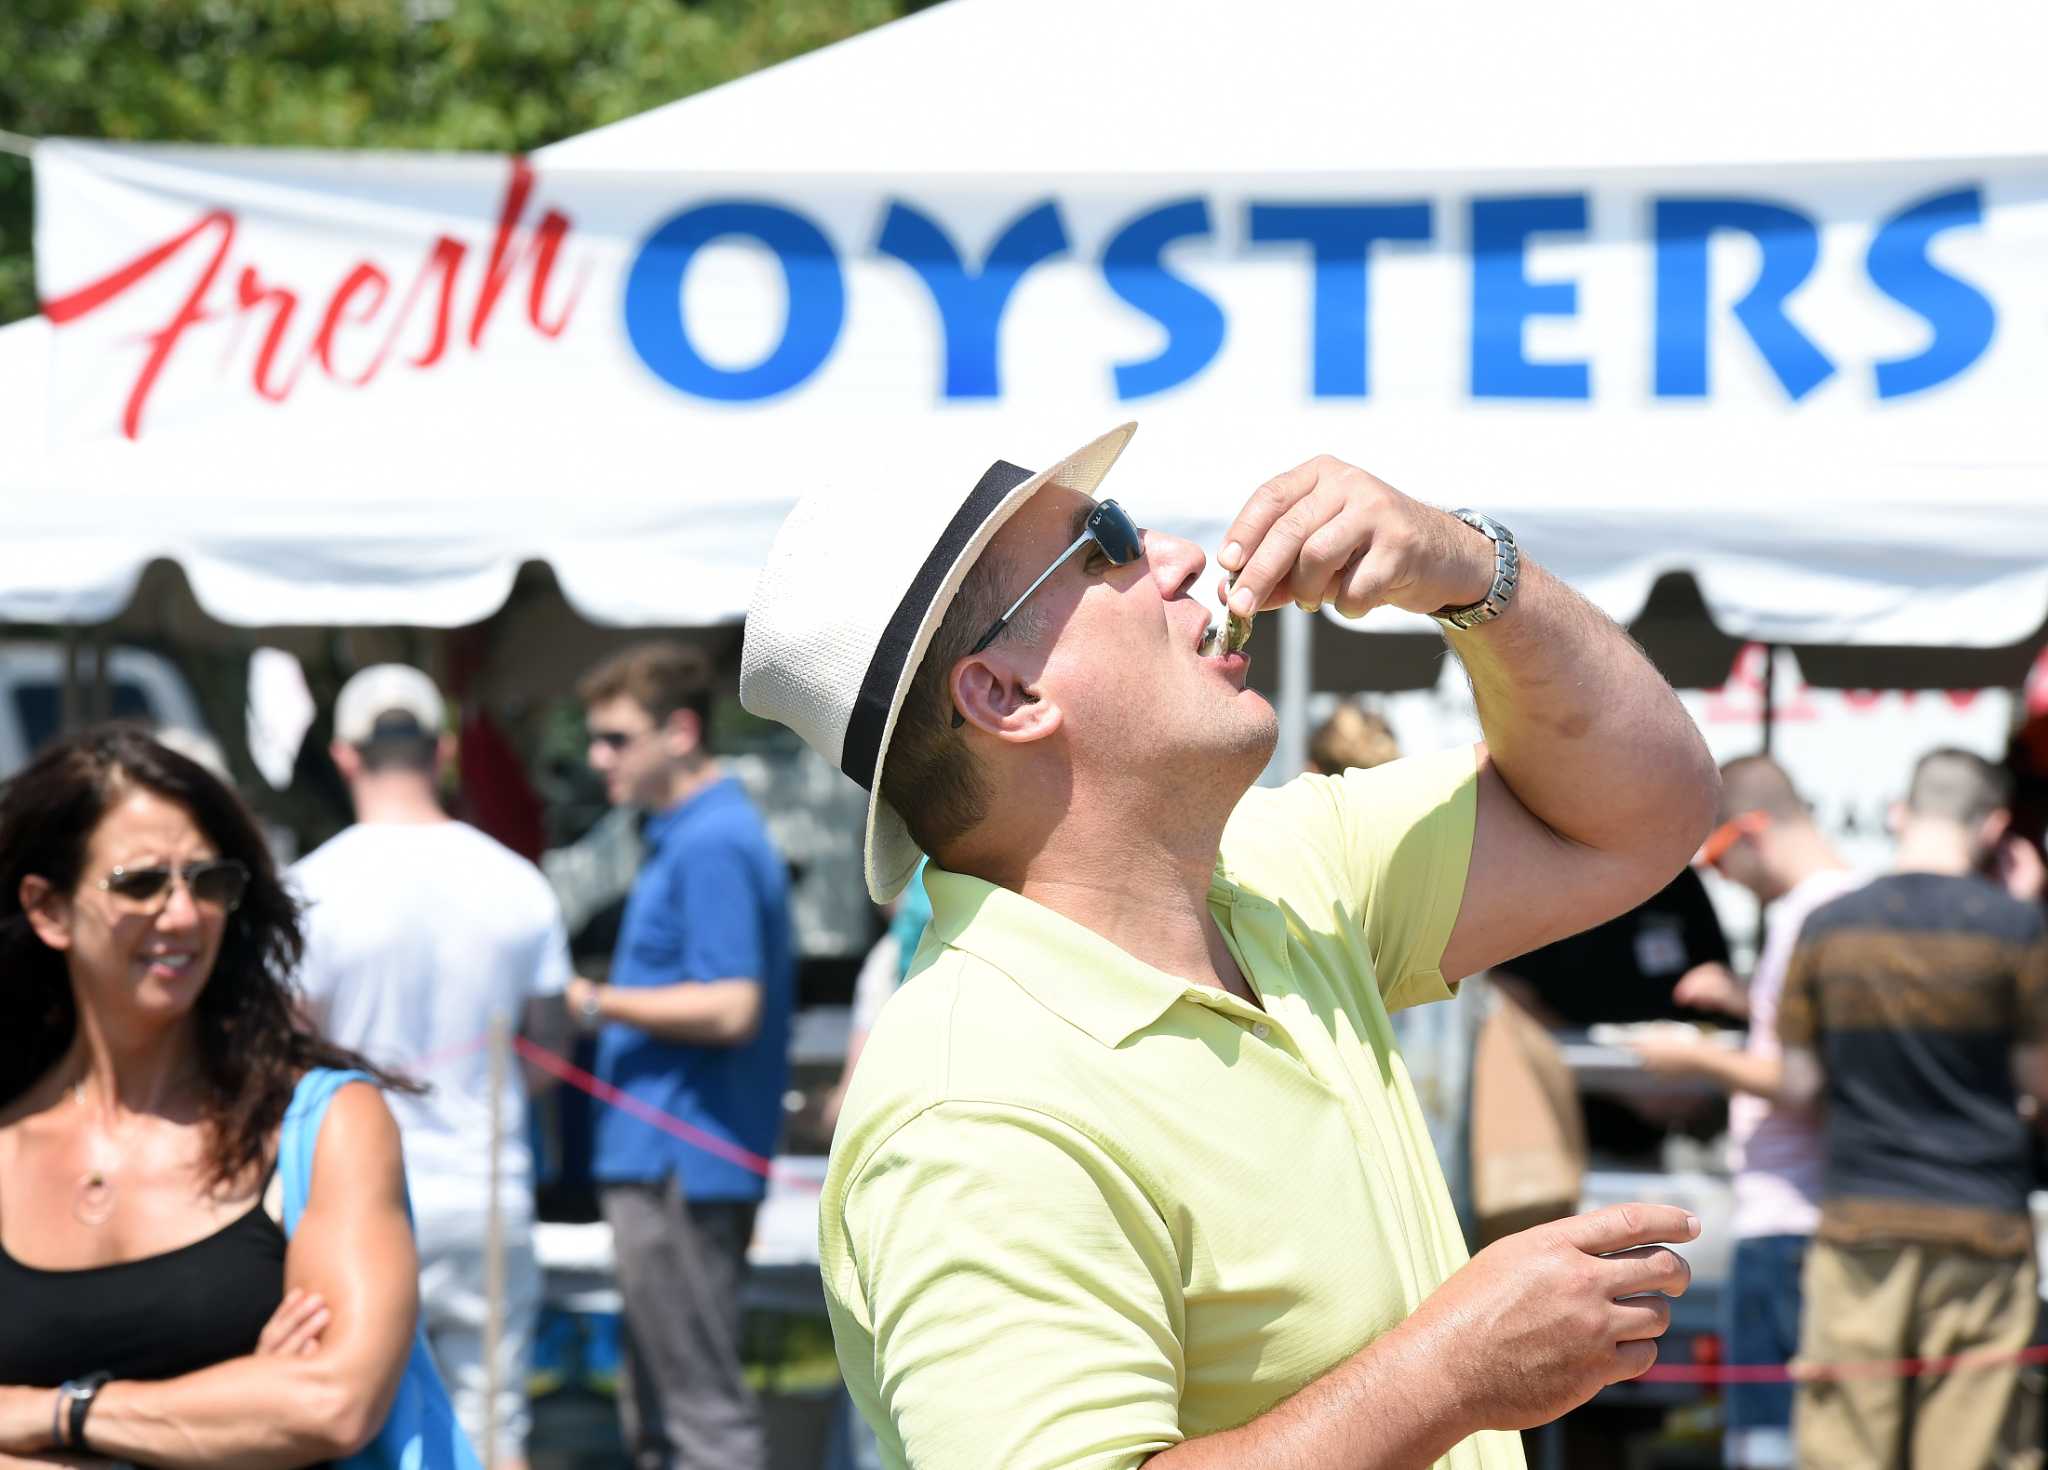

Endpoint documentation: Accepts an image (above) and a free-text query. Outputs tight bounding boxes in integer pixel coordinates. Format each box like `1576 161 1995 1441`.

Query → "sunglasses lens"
106 868 173 903
191 862 248 910
107 862 249 909
1698 814 1759 868
1090 501 1142 565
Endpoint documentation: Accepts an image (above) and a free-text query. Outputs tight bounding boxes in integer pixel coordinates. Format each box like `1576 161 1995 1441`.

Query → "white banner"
18 141 2048 634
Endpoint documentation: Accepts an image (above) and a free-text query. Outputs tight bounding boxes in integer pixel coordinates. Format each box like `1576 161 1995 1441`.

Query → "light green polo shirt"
820 745 1524 1470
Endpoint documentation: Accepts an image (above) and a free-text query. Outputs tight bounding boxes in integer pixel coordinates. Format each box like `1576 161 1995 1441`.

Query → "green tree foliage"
0 0 914 323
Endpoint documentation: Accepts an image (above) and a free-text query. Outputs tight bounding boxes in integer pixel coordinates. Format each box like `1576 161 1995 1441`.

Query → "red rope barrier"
1642 1341 2048 1385
406 1033 485 1073
433 1031 2044 1387
509 1033 776 1179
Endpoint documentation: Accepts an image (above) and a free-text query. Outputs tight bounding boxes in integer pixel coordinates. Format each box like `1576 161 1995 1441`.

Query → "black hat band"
840 459 1036 792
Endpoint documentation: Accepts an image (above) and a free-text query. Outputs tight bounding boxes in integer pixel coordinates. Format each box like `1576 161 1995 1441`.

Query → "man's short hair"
879 550 1039 860
1718 754 1810 824
356 711 438 775
578 642 715 735
1905 747 2013 828
1308 702 1399 775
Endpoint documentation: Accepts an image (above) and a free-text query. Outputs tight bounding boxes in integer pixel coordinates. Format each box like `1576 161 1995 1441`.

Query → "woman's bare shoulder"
305 1078 404 1196
319 1077 397 1132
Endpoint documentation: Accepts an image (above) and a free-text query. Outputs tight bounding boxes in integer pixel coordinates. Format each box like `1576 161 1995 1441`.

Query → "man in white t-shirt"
1633 755 1862 1470
293 664 573 1470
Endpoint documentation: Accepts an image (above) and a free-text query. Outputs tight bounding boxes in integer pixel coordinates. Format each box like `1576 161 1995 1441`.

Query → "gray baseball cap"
334 664 445 745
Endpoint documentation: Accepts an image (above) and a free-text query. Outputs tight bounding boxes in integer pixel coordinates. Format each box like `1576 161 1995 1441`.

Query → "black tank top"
0 1197 291 1385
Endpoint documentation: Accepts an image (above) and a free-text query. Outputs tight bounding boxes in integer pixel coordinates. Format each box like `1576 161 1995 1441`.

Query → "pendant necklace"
72 1081 119 1226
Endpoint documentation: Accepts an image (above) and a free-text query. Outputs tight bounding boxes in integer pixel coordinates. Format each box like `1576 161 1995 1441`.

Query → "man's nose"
1142 528 1208 597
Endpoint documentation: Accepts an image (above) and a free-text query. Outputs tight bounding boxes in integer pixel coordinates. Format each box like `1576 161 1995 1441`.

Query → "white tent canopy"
3 0 2045 648
541 0 2048 175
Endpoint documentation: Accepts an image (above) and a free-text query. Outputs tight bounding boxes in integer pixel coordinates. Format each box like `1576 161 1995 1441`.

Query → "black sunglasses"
96 858 250 913
587 728 646 752
950 500 1143 729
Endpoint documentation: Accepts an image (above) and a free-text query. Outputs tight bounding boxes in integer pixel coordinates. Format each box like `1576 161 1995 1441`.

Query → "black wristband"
65 1370 112 1449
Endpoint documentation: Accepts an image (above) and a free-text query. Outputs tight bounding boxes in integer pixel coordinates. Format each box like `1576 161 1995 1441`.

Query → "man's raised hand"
1217 457 1496 622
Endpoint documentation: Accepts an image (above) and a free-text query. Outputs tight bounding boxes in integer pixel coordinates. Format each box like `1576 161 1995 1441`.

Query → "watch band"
60 1371 112 1449
1431 509 1519 631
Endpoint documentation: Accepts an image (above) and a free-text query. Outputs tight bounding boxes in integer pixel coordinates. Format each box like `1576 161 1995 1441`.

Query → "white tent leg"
1276 605 1313 779
482 1015 508 1470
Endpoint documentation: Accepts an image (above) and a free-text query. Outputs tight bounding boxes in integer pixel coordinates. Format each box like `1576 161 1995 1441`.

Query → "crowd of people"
0 472 2044 1470
1636 748 2048 1470
0 640 798 1470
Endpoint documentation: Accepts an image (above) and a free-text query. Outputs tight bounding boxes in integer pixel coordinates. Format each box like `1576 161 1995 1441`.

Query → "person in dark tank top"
0 726 426 1467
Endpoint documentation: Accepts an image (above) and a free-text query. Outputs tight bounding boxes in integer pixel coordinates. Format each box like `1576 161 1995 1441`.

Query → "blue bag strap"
279 1067 375 1237
276 1069 480 1470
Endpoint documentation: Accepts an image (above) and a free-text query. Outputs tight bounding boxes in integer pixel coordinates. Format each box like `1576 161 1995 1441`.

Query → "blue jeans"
1725 1233 1809 1469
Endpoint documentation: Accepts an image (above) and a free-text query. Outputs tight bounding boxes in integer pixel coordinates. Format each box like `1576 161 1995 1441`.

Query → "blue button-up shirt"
592 777 794 1201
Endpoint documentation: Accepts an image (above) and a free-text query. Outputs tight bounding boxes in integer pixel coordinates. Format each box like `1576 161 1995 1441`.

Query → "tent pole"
1752 644 1780 966
89 630 112 723
1277 606 1312 778
60 626 84 736
1760 644 1777 756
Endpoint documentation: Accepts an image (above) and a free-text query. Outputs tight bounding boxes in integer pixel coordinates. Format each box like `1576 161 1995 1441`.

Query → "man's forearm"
1451 559 1717 867
521 993 573 1094
1147 1318 1471 1470
1676 1044 1789 1102
598 979 763 1046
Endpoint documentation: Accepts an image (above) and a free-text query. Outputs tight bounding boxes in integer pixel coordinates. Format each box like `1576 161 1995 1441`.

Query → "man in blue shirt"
564 642 794 1470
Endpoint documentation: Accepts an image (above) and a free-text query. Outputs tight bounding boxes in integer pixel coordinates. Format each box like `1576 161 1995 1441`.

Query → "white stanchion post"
1276 605 1313 779
482 1016 508 1470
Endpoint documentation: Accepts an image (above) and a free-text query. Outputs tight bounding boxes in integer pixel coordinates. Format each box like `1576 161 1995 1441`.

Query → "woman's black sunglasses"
96 858 251 913
950 500 1143 729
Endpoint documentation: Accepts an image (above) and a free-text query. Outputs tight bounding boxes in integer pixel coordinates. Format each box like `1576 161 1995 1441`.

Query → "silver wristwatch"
1431 509 1519 631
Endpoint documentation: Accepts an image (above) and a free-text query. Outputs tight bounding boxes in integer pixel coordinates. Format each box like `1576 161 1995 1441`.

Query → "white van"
0 641 211 777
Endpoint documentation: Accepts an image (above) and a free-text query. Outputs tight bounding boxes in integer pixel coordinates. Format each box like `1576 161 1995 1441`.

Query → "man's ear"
662 706 703 759
20 875 72 952
435 733 460 782
950 653 1062 746
330 740 362 782
1981 807 2014 852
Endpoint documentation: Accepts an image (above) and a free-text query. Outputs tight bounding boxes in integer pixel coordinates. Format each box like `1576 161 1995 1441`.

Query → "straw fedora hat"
740 423 1137 902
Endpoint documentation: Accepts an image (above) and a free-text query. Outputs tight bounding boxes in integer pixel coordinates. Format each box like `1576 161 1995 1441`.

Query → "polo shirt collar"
642 774 738 846
923 863 1260 1049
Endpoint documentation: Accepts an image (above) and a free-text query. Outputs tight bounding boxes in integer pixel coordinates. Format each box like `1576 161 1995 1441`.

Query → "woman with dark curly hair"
0 726 449 1469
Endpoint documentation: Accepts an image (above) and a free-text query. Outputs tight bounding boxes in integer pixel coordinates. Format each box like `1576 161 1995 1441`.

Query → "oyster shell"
1204 573 1254 656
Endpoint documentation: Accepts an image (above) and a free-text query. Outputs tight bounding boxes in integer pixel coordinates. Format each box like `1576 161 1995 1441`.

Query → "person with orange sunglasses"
1632 755 1860 1470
